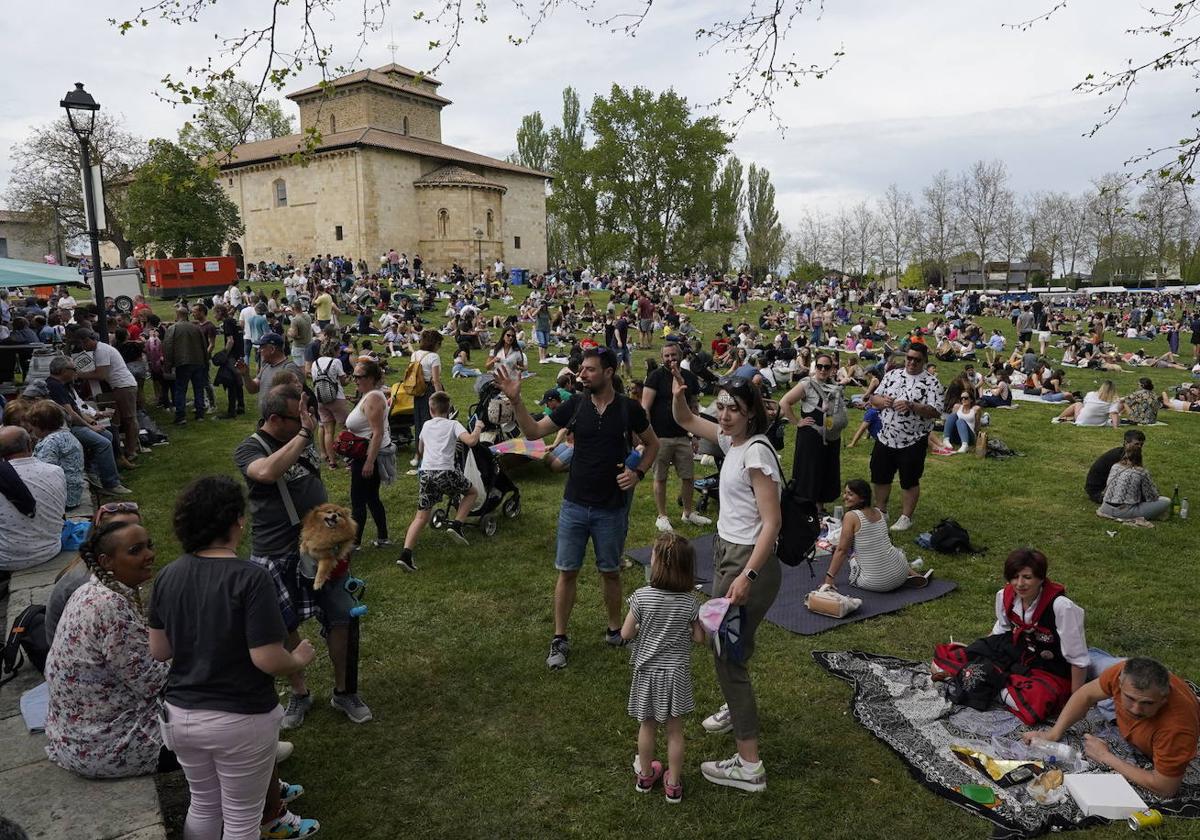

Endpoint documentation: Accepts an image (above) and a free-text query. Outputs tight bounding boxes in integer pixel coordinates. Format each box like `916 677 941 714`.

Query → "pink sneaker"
664 776 683 804
633 756 664 793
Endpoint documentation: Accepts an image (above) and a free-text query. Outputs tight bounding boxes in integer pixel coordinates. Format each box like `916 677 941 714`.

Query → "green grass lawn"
123 286 1199 839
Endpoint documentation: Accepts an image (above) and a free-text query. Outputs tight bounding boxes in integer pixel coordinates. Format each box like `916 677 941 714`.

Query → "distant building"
220 63 550 274
0 210 53 262
949 259 1049 290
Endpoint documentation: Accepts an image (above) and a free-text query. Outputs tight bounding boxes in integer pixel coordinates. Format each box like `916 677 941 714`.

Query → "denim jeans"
173 363 208 419
554 499 629 572
947 416 975 447
70 425 120 488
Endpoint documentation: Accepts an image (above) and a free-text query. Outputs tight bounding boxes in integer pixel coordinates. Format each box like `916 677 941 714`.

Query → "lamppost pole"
60 82 108 342
475 228 484 277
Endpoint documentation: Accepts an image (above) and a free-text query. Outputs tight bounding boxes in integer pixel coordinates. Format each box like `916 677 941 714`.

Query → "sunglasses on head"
99 501 139 515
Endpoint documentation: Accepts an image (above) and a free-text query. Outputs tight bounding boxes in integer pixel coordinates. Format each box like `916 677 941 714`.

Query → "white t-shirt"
413 350 441 383
239 305 257 338
311 356 346 400
419 416 466 471
228 286 243 308
1074 391 1120 426
90 342 137 388
717 433 782 545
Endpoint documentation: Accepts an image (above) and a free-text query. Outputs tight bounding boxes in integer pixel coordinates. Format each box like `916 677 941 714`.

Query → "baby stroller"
429 441 521 538
387 383 416 449
470 374 520 444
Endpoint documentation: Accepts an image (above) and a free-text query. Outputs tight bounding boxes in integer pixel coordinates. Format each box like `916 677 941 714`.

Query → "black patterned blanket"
813 650 1200 839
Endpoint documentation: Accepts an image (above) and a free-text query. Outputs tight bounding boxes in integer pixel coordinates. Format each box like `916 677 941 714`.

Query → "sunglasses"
815 363 833 370
99 501 140 514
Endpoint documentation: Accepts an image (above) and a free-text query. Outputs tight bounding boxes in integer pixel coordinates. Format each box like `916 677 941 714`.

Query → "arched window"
438 208 449 238
273 178 287 208
330 114 337 133
486 209 494 239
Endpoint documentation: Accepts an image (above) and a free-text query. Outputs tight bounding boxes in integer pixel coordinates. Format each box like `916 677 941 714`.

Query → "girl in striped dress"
621 532 705 803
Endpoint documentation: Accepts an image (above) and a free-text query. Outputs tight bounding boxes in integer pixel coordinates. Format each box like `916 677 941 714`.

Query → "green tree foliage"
511 112 550 172
700 156 745 273
587 85 730 271
4 115 145 264
743 164 786 279
123 140 244 257
177 80 296 159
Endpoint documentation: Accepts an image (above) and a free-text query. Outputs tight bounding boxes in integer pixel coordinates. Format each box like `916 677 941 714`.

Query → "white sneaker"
700 753 766 792
890 514 913 532
655 515 672 532
682 511 712 526
981 412 991 427
957 443 969 454
410 456 420 467
276 741 294 763
701 703 733 734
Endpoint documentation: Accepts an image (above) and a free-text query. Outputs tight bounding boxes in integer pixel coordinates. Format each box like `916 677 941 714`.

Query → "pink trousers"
160 702 282 840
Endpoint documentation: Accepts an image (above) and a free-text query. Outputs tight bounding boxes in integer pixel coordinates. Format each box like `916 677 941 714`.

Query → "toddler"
620 532 704 803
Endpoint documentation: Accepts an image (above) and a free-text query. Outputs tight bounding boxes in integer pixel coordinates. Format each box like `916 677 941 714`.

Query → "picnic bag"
399 352 428 397
335 430 369 460
313 358 340 405
1 604 49 685
928 518 980 554
818 385 849 443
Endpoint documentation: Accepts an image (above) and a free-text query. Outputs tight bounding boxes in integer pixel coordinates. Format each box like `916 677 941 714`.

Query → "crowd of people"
1 264 1198 835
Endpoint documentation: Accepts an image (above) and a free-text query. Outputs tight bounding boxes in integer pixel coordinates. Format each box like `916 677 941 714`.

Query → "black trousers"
350 457 387 544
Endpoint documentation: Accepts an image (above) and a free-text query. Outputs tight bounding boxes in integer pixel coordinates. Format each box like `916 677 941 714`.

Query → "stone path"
0 497 166 840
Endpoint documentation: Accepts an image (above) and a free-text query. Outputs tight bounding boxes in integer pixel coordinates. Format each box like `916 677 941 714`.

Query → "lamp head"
60 82 100 138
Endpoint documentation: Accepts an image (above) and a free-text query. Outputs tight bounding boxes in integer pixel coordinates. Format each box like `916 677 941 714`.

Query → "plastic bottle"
624 447 643 471
1181 498 1190 520
1028 740 1081 767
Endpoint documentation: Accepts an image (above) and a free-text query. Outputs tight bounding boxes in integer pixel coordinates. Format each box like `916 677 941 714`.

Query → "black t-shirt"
550 392 649 508
148 554 287 714
1085 446 1124 501
644 365 698 438
234 431 329 556
45 377 73 408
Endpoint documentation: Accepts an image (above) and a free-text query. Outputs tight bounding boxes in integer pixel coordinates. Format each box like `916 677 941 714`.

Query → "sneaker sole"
700 769 766 792
330 698 373 723
396 561 418 572
446 528 469 545
702 722 733 734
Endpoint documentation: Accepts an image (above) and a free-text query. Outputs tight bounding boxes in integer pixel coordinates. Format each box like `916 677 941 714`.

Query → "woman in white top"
824 480 928 592
486 327 526 376
670 371 780 794
1053 379 1120 428
311 339 350 468
409 330 445 464
345 360 392 548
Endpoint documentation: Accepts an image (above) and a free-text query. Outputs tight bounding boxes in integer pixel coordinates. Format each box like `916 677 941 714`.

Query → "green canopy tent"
0 258 89 291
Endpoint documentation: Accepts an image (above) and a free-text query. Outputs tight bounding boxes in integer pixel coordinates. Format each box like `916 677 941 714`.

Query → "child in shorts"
396 391 484 571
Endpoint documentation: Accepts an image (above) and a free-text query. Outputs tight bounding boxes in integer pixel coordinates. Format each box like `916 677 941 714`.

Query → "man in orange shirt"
1024 657 1199 797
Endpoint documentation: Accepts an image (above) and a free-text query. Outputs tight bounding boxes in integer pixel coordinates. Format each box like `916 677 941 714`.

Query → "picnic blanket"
812 650 1200 839
629 534 956 635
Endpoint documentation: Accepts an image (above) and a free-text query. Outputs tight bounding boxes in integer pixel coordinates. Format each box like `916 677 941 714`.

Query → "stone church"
220 64 549 274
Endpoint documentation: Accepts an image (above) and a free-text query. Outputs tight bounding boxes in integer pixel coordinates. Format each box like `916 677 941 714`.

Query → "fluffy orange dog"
299 503 357 590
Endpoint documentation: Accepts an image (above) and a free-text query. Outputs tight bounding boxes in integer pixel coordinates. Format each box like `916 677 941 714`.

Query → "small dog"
299 503 357 590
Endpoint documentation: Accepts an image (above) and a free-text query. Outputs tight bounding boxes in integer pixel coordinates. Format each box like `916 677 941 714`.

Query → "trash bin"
510 268 527 286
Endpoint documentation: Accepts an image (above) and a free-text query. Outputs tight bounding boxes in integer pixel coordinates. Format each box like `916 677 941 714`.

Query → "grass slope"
125 287 1197 839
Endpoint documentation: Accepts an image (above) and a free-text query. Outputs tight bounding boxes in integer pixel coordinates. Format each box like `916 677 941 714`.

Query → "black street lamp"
60 82 108 342
474 227 484 277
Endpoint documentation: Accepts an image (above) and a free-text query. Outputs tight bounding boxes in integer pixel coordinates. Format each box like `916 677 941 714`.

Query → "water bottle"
833 505 844 522
1028 740 1081 768
911 557 925 571
624 447 643 472
1181 498 1190 520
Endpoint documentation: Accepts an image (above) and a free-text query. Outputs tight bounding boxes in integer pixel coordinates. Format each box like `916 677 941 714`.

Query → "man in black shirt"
1085 428 1146 504
496 348 659 670
641 342 709 531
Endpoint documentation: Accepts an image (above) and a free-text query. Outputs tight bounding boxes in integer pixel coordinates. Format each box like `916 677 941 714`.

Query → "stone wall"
415 184 504 273
357 147 424 264
295 86 443 141
488 171 548 272
223 150 368 263
0 215 52 262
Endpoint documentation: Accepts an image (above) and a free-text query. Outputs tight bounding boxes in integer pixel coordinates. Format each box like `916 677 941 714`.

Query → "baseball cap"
256 333 285 348
538 389 562 406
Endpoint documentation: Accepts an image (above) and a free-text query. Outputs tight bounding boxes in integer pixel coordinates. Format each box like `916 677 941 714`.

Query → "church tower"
286 64 451 142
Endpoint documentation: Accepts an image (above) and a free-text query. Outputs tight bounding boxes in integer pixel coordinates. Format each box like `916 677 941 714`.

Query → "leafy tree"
177 79 295 159
510 112 550 172
4 115 146 264
743 164 785 279
588 85 729 271
123 140 244 257
697 156 744 273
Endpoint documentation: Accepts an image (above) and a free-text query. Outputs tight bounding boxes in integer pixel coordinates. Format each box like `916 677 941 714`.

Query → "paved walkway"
0 497 166 840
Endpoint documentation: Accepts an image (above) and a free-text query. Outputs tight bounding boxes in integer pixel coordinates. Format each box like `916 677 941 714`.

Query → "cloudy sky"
1 0 1193 227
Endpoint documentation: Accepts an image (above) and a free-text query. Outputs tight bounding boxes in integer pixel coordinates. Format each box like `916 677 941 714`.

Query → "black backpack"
752 441 821 571
1 604 49 686
929 518 981 554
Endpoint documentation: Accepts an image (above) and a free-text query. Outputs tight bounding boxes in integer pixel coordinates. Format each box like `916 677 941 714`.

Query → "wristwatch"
744 568 759 582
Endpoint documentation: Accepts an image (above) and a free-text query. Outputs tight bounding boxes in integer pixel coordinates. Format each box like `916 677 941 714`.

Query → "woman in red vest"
932 548 1090 724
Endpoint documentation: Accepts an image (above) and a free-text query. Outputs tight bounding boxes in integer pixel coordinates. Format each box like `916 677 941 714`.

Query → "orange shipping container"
144 257 238 299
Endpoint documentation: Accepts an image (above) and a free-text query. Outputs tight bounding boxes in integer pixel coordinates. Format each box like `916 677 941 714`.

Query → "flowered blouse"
34 428 84 509
44 579 168 779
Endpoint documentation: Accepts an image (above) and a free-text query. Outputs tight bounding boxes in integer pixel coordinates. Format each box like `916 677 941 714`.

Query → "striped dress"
626 587 699 723
848 509 910 592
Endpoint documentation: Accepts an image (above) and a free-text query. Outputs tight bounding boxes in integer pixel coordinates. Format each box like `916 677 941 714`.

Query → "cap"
256 333 285 348
538 389 562 406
